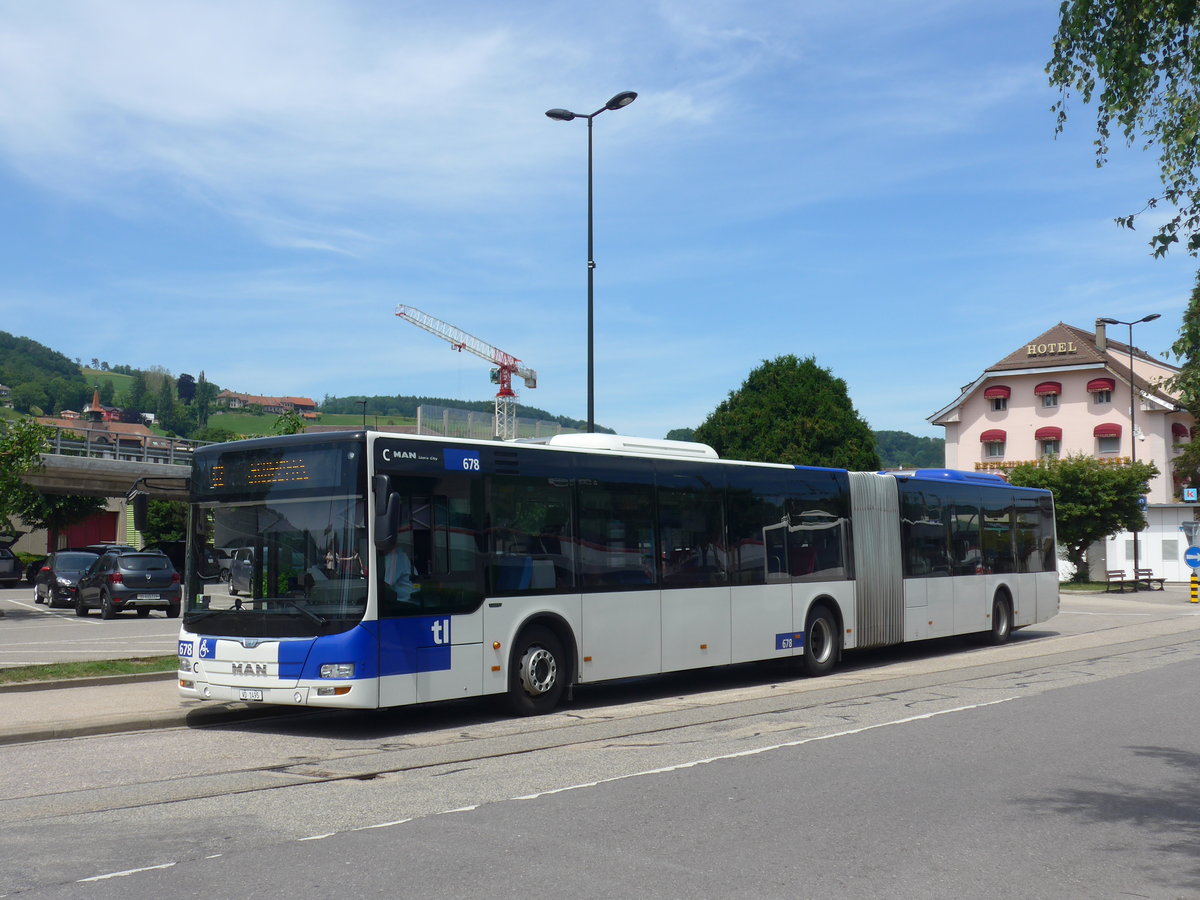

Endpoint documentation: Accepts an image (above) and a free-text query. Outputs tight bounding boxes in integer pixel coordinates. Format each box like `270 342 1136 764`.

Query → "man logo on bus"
199 638 212 659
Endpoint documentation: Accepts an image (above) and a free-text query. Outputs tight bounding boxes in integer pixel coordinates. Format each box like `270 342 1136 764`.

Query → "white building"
929 320 1196 581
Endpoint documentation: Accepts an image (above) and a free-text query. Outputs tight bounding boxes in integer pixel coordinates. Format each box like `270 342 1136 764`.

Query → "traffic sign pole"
1185 545 1200 603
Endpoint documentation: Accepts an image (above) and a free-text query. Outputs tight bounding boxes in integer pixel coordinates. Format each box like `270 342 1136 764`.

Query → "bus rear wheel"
507 625 566 716
801 605 839 676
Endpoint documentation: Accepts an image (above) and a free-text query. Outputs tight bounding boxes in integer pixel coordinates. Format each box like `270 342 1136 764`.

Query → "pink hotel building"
929 320 1196 582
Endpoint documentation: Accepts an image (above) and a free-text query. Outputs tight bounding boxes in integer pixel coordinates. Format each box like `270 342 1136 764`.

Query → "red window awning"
983 385 1011 399
1172 422 1190 438
1035 426 1062 441
980 429 1007 443
1034 381 1062 396
1087 378 1116 393
1094 423 1122 438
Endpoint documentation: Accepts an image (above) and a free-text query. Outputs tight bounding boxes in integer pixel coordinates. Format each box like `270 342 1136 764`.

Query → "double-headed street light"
546 91 638 433
1098 313 1162 587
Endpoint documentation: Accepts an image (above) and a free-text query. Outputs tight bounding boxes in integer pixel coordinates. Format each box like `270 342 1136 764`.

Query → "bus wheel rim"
520 647 556 695
810 618 833 663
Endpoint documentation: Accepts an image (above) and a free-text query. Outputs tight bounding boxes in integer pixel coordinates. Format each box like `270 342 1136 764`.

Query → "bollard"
1192 571 1198 604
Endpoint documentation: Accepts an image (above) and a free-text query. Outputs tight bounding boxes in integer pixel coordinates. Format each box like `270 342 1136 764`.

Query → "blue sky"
0 0 1194 439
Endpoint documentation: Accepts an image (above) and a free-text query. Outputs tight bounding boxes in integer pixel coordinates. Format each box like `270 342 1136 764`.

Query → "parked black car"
34 551 100 608
76 551 181 618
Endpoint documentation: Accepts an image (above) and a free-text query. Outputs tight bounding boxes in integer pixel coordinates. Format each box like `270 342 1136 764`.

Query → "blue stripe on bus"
197 615 454 680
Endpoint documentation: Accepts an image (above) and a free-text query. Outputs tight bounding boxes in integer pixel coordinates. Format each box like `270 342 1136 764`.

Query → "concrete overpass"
17 424 204 499
22 454 190 499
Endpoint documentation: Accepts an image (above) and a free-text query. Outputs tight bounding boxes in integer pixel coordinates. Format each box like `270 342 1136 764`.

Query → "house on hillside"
216 390 317 417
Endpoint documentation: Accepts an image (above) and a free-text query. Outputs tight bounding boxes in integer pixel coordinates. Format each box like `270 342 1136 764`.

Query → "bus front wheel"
507 625 566 716
801 605 839 676
988 594 1013 645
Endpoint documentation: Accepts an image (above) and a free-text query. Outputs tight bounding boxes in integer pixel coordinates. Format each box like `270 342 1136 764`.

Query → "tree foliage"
1049 2 1200 256
693 355 880 469
272 409 305 435
1168 271 1200 491
874 430 945 469
14 492 106 537
0 331 89 415
0 419 52 532
142 500 187 544
1009 454 1157 581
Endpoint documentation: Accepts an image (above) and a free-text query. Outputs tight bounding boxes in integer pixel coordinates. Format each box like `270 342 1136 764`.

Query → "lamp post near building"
545 91 637 433
1099 313 1161 587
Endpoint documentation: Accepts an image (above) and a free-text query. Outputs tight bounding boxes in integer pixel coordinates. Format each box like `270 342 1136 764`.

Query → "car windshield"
184 495 368 638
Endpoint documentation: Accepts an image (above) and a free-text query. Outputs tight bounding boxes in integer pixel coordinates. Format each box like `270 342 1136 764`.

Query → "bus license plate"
239 689 264 701
136 593 159 600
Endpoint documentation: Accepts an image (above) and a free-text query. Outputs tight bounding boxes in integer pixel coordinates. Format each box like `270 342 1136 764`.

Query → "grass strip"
0 655 176 685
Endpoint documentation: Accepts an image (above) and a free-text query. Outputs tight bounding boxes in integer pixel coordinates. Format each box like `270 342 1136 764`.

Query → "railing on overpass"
42 423 218 466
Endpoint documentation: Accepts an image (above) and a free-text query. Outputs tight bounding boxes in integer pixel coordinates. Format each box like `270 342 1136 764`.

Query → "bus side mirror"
132 494 148 532
373 474 400 551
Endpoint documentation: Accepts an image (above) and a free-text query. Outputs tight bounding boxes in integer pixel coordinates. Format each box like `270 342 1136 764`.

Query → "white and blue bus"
175 431 1058 715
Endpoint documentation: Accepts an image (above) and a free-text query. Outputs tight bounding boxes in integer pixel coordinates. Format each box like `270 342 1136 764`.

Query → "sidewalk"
0 672 266 745
2 584 1198 745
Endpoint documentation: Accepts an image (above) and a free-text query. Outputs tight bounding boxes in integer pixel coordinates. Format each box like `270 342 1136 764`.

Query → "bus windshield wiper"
275 598 327 626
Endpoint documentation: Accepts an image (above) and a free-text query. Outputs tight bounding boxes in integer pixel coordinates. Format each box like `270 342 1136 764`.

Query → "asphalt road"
0 584 180 667
2 588 1200 898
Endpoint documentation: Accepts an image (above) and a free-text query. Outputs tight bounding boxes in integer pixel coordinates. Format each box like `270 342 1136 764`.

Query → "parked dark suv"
76 551 181 618
34 550 100 608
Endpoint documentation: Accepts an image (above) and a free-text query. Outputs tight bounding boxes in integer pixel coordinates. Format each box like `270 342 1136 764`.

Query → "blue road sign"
1186 487 1199 503
1185 546 1200 570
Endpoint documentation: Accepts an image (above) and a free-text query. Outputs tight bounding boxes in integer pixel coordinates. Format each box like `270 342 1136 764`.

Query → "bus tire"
988 594 1013 645
801 605 838 676
507 625 566 716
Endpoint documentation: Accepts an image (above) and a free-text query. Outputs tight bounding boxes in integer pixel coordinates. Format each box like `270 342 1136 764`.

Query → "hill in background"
0 330 945 463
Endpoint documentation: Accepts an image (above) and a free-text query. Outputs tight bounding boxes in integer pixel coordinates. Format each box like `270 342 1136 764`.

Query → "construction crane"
395 304 537 441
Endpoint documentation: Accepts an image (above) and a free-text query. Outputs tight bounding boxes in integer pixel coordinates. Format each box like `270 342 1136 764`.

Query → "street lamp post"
1099 313 1162 588
546 90 637 433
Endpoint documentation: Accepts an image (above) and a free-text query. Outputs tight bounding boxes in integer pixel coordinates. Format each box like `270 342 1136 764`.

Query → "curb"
0 701 296 746
0 670 177 694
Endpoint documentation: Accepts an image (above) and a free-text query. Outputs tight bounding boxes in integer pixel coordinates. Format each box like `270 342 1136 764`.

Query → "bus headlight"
319 663 355 679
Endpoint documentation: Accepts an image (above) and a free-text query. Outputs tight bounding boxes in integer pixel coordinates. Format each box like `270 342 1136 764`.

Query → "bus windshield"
184 494 368 638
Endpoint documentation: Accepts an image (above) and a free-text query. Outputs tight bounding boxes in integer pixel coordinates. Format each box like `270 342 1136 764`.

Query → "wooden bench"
1105 570 1131 593
1135 568 1166 591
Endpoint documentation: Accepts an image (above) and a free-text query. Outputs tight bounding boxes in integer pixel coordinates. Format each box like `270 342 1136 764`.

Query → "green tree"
141 500 187 544
1169 271 1200 492
874 430 946 469
1009 454 1158 582
194 371 218 428
693 355 880 469
124 371 148 414
14 492 106 542
0 419 52 532
665 427 696 442
272 409 305 435
1049 2 1200 256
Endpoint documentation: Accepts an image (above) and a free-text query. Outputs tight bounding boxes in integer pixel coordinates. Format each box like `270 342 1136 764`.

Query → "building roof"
931 321 1182 425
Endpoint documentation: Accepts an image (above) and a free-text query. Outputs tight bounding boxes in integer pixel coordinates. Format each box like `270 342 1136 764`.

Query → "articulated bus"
174 431 1058 715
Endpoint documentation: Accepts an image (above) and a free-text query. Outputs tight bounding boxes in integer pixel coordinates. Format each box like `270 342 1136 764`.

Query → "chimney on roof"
1095 318 1108 352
